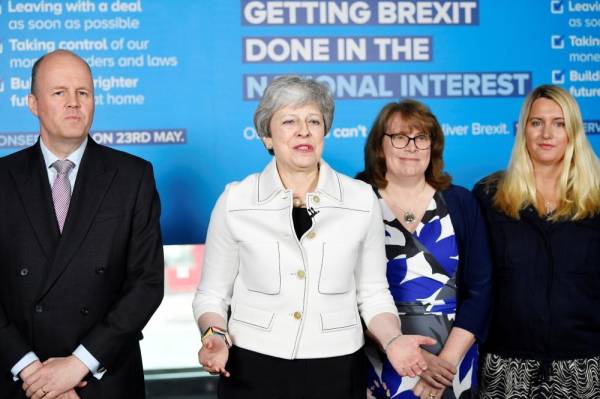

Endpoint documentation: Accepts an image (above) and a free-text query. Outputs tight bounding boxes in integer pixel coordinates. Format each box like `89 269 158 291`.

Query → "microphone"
307 207 320 218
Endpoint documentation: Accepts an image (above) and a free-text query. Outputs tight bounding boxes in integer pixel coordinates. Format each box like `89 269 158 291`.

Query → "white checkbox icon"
551 35 564 49
550 0 564 14
551 70 565 84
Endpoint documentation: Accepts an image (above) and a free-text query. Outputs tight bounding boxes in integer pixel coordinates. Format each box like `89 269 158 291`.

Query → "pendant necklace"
543 200 556 216
538 190 556 216
388 202 416 224
400 208 416 224
292 197 305 208
289 168 319 209
381 184 426 225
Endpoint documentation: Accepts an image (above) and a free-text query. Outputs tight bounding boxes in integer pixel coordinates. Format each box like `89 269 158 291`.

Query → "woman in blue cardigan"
357 100 492 399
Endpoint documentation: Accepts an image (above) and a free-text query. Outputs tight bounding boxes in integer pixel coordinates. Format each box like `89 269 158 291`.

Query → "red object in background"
165 244 205 293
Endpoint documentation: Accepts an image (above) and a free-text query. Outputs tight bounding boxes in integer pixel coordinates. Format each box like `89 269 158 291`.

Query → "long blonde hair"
494 85 600 220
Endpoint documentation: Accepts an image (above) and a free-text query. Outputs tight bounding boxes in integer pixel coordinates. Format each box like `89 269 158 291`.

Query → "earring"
265 143 273 150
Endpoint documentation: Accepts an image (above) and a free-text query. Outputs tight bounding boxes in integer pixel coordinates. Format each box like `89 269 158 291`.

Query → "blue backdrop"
1 0 599 243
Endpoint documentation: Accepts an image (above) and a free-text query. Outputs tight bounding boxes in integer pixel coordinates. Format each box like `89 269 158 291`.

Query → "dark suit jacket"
0 138 164 398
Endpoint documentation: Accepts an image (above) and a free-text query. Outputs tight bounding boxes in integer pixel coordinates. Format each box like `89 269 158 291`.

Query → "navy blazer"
474 177 600 361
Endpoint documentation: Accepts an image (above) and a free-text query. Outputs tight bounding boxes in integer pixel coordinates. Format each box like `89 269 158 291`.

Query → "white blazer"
193 159 398 359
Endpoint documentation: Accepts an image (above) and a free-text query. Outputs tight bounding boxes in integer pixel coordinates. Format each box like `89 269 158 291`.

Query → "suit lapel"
38 139 117 298
9 142 60 260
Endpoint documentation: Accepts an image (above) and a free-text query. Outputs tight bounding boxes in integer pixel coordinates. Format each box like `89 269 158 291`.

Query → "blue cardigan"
440 185 492 342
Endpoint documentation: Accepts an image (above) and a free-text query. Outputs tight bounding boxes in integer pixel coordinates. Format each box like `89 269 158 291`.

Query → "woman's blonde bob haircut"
493 84 600 220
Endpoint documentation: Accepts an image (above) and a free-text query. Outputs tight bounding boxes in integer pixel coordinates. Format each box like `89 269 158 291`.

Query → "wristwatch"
201 326 232 348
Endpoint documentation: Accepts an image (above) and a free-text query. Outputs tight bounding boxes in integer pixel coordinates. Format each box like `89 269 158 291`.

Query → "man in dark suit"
0 50 164 398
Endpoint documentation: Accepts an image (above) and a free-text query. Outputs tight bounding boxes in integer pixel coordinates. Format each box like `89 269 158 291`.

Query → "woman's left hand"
413 378 445 399
419 350 456 388
386 335 437 377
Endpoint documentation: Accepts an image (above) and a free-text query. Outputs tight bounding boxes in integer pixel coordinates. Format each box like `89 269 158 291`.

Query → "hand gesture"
20 360 43 387
385 335 437 377
56 390 83 399
198 335 230 377
413 377 446 399
23 356 88 399
418 349 456 388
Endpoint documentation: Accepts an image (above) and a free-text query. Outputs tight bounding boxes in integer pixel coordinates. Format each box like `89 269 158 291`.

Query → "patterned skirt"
479 353 600 399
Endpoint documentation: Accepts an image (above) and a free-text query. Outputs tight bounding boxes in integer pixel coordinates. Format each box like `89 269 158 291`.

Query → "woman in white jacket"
193 76 435 399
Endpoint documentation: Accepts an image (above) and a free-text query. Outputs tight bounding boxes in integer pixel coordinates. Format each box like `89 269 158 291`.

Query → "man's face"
28 52 95 149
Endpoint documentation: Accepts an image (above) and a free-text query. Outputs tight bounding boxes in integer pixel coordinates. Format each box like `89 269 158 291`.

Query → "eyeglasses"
383 133 431 150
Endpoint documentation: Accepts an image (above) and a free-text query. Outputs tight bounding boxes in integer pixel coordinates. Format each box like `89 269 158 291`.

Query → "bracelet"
383 333 402 352
202 326 233 348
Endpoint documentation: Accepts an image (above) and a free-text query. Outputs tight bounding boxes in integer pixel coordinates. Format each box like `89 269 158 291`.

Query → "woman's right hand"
198 335 230 377
418 350 456 388
413 377 446 399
